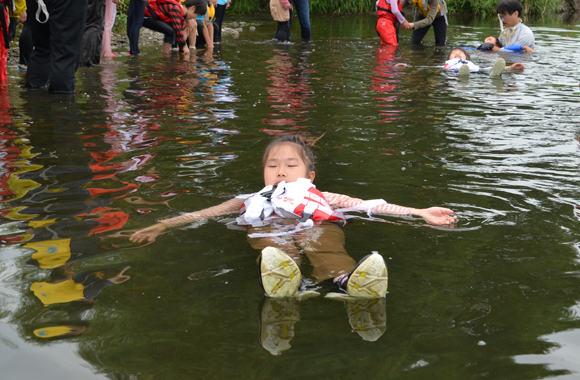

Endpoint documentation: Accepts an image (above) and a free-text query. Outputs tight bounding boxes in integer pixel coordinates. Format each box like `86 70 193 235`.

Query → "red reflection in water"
263 48 314 132
370 46 404 124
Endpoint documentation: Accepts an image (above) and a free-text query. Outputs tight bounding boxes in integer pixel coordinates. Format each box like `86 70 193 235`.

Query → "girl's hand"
412 207 457 225
130 223 167 243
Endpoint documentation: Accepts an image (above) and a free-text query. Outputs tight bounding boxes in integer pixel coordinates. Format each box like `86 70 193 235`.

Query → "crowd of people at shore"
0 0 534 93
0 0 230 93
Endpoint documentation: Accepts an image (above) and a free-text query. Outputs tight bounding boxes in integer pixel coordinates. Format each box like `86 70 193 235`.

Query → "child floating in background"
130 135 456 299
395 47 524 78
375 0 410 46
444 47 525 78
465 36 535 53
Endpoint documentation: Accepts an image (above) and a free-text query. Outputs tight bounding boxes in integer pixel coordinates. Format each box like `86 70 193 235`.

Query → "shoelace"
36 0 49 24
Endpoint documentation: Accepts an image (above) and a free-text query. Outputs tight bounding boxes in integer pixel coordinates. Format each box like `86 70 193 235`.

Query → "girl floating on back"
130 135 457 299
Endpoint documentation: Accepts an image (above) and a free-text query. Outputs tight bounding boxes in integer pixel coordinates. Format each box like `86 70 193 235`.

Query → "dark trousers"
127 0 146 55
8 17 17 42
80 0 106 67
411 15 446 46
25 0 88 94
19 22 33 65
275 21 290 42
213 4 226 42
143 17 175 44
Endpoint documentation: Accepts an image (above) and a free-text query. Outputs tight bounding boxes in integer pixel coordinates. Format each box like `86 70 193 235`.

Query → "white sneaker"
259 247 301 297
490 58 506 78
458 64 470 78
330 252 388 299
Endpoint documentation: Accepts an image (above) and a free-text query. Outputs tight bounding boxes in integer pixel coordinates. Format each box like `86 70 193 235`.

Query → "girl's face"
263 143 315 186
449 49 467 60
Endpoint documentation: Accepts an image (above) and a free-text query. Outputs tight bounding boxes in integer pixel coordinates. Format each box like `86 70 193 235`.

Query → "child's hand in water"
412 207 457 225
507 62 525 71
130 223 167 243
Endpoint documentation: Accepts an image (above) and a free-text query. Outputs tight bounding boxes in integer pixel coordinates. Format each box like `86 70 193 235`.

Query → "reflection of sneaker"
259 298 300 355
259 247 301 298
458 64 470 78
489 58 506 78
345 298 387 342
335 252 388 298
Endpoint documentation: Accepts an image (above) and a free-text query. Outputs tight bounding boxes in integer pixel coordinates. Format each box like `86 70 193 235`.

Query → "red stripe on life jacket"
292 187 346 224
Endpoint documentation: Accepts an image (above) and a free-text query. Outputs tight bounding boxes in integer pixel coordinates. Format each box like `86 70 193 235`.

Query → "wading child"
375 0 409 46
130 135 457 299
270 0 292 42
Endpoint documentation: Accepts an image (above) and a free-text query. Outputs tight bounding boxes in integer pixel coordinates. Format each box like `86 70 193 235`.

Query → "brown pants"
248 222 356 283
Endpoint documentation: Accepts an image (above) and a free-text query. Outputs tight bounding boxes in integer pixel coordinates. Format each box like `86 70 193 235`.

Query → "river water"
1 14 579 380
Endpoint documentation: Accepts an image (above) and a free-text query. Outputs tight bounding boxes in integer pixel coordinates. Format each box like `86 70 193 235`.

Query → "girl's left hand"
413 207 457 225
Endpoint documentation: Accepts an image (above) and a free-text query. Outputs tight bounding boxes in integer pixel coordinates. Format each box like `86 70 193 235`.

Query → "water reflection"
371 46 404 124
263 46 315 134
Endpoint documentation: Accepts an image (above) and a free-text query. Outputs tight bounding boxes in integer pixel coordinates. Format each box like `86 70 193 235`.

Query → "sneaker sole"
458 64 470 78
260 247 301 298
346 253 388 298
490 58 506 78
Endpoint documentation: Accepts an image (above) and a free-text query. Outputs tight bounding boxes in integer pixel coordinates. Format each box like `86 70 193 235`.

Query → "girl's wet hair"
448 47 471 61
184 0 207 15
262 135 316 173
493 37 503 48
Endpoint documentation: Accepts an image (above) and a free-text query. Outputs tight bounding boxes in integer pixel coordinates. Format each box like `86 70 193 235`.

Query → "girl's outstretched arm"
409 207 457 225
129 197 245 243
323 192 457 225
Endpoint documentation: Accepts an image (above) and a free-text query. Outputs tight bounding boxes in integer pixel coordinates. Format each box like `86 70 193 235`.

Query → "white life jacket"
444 58 480 72
237 178 347 227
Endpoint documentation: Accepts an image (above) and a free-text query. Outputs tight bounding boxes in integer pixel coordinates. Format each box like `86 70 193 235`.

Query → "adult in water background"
496 0 535 49
402 0 448 46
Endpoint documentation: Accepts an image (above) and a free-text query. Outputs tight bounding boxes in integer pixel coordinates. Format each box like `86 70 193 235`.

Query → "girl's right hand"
130 223 167 243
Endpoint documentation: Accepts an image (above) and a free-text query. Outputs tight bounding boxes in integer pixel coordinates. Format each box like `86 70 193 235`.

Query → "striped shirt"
145 0 188 48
